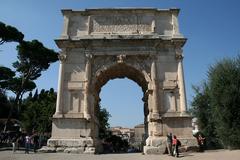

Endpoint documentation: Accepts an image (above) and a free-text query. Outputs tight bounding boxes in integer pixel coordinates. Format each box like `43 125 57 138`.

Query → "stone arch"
93 62 149 94
47 8 197 155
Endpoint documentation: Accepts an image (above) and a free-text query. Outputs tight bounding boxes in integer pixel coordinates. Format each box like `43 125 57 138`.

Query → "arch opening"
100 78 144 127
92 63 149 151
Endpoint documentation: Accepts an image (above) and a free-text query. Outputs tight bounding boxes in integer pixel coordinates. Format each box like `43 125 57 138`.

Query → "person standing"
197 134 205 152
12 136 17 153
25 134 31 154
172 135 181 157
166 133 173 156
33 133 39 153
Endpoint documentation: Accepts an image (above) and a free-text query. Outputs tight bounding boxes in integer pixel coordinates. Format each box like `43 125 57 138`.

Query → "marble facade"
47 8 196 154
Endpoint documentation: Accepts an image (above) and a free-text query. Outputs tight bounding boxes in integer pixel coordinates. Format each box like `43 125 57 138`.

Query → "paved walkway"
0 150 240 160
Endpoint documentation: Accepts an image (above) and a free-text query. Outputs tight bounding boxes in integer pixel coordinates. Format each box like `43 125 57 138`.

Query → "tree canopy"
21 89 56 133
0 21 58 132
1 39 58 132
208 57 240 149
9 39 58 108
0 66 15 89
14 40 58 80
191 83 220 148
191 56 240 149
0 91 11 119
97 103 111 139
0 21 24 45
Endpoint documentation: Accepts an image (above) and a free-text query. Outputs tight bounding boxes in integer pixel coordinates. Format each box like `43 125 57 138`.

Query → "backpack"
177 139 181 146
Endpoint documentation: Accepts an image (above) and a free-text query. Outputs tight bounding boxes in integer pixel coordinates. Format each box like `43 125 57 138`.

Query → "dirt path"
0 149 239 160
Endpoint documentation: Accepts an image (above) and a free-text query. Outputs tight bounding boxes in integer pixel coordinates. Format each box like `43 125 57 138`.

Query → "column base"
144 136 198 155
144 136 166 154
38 138 97 154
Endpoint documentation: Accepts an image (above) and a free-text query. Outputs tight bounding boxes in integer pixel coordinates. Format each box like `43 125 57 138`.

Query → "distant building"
134 124 145 142
109 126 134 143
133 124 145 151
108 124 146 151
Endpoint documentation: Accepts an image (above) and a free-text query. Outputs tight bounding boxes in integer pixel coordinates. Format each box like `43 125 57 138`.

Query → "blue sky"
1 0 240 128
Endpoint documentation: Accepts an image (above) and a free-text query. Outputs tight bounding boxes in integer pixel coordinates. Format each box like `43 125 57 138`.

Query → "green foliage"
0 90 11 118
4 77 36 96
105 135 129 153
208 57 240 149
7 39 58 107
97 104 111 139
0 21 24 45
192 56 240 149
14 40 58 80
191 83 210 130
0 66 16 90
191 83 221 148
21 88 56 133
4 40 57 127
0 66 15 81
0 22 58 132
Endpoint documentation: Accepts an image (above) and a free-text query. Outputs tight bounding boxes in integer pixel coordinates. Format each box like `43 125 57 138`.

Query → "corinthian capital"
86 53 93 60
175 48 184 60
58 53 67 62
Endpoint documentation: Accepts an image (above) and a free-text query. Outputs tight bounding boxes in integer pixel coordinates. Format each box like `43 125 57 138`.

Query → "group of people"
166 133 181 157
166 132 206 157
12 133 40 153
0 131 43 153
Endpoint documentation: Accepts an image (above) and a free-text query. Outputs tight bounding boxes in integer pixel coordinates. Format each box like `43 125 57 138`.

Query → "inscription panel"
90 14 154 34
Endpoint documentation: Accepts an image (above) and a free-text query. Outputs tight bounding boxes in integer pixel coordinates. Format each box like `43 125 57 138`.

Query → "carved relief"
132 55 153 77
91 54 153 80
92 54 156 81
92 55 116 77
116 54 126 63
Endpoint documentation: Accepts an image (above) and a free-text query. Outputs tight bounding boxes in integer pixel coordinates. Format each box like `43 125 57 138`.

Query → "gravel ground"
0 149 240 160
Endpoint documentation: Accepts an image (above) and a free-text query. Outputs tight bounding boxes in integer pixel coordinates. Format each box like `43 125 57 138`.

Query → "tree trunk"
3 92 21 132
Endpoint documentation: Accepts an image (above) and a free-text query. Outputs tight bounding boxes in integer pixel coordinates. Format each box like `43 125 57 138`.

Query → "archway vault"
94 63 148 94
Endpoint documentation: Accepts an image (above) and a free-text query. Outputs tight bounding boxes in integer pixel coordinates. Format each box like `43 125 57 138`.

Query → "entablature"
60 8 185 40
55 37 186 49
